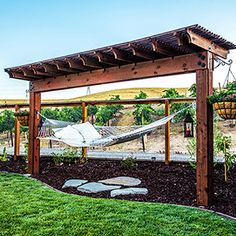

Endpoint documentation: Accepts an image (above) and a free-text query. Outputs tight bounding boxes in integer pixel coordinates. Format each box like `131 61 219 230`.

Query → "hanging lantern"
184 113 194 138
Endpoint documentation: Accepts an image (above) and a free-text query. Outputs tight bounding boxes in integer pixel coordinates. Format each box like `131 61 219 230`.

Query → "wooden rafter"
94 51 122 66
65 58 88 71
110 47 141 63
78 54 103 68
52 60 79 73
30 52 208 92
128 43 158 60
176 29 229 59
151 40 176 57
20 68 43 79
30 66 52 77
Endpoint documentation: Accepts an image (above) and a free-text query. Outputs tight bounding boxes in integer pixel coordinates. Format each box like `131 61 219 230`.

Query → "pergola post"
165 99 170 165
196 52 214 206
28 92 41 175
14 105 20 160
81 101 88 163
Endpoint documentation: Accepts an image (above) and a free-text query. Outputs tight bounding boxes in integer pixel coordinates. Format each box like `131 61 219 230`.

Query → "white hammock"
38 113 177 147
38 104 194 147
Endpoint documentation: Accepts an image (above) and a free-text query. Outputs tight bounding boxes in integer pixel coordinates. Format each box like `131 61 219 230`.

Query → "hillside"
69 87 189 101
0 88 189 104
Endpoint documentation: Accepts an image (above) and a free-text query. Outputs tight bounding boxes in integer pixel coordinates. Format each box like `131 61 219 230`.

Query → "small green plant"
14 110 29 117
187 122 236 181
215 135 236 182
0 147 8 162
121 155 137 170
24 143 28 161
52 147 80 165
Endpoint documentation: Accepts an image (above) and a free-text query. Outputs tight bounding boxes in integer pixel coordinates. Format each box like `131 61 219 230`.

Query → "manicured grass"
0 173 235 236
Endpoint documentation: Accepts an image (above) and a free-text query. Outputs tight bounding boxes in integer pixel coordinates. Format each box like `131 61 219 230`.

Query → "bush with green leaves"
187 122 235 181
121 156 137 170
41 107 82 122
52 147 80 165
95 95 124 125
0 147 8 162
215 135 236 182
161 88 194 123
133 91 154 125
0 110 15 133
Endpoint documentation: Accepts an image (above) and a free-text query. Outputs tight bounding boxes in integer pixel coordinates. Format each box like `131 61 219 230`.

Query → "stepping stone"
77 182 121 193
110 188 148 197
62 179 88 189
99 176 141 186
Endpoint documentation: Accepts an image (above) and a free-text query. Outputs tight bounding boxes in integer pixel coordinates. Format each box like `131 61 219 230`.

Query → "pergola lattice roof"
5 24 236 81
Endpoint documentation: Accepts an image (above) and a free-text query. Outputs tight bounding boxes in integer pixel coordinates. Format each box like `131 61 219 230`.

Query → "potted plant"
14 110 29 126
208 81 236 120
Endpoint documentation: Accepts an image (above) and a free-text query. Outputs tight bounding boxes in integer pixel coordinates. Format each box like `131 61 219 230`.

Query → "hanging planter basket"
213 100 236 120
208 78 236 120
14 111 29 126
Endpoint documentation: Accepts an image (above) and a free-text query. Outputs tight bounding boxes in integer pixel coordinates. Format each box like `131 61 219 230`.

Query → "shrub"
52 147 80 165
121 155 137 170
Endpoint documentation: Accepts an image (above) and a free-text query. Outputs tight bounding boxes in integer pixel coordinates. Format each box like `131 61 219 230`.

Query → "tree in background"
189 83 196 97
133 91 154 125
41 107 82 123
95 95 124 126
0 110 15 146
161 88 194 123
88 105 98 124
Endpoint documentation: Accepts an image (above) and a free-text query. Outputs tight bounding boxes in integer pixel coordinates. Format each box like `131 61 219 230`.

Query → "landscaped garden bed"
0 158 235 217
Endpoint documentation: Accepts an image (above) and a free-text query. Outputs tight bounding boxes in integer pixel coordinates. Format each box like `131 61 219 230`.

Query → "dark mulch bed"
0 157 235 217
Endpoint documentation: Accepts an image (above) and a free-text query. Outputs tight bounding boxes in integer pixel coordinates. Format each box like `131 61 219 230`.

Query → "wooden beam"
78 54 103 68
151 40 176 57
5 70 33 81
14 105 20 160
94 51 122 66
65 58 88 71
52 61 79 73
0 98 196 110
41 63 58 73
31 67 52 77
31 52 207 93
196 52 214 206
177 29 229 59
165 100 170 165
129 43 158 60
20 68 44 79
110 47 141 63
28 92 41 175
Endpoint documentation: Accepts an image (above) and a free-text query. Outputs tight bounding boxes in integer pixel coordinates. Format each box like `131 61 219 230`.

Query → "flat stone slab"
110 188 148 197
62 179 88 189
77 182 121 193
98 176 141 186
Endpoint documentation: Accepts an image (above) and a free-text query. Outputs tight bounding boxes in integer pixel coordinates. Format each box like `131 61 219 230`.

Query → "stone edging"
1 171 235 221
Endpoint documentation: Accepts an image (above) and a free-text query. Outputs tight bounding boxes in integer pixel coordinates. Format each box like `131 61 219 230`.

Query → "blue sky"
0 0 236 99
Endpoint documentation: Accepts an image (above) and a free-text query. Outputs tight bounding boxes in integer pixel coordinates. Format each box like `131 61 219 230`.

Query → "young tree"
161 88 194 123
133 91 154 125
88 105 98 124
95 95 124 126
0 110 15 146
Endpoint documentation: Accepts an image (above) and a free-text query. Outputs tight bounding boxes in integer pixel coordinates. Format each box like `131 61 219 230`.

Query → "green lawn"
0 173 235 236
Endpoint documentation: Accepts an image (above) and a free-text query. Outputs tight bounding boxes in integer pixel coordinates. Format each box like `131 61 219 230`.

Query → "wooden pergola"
5 24 236 206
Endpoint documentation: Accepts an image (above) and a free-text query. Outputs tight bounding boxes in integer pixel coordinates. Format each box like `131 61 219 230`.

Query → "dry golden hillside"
69 87 189 101
0 88 189 104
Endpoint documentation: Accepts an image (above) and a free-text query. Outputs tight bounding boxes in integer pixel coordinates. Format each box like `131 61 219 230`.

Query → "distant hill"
0 87 189 105
68 87 189 101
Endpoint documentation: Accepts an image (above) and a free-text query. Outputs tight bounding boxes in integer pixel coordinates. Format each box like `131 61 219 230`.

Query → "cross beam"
30 52 208 93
